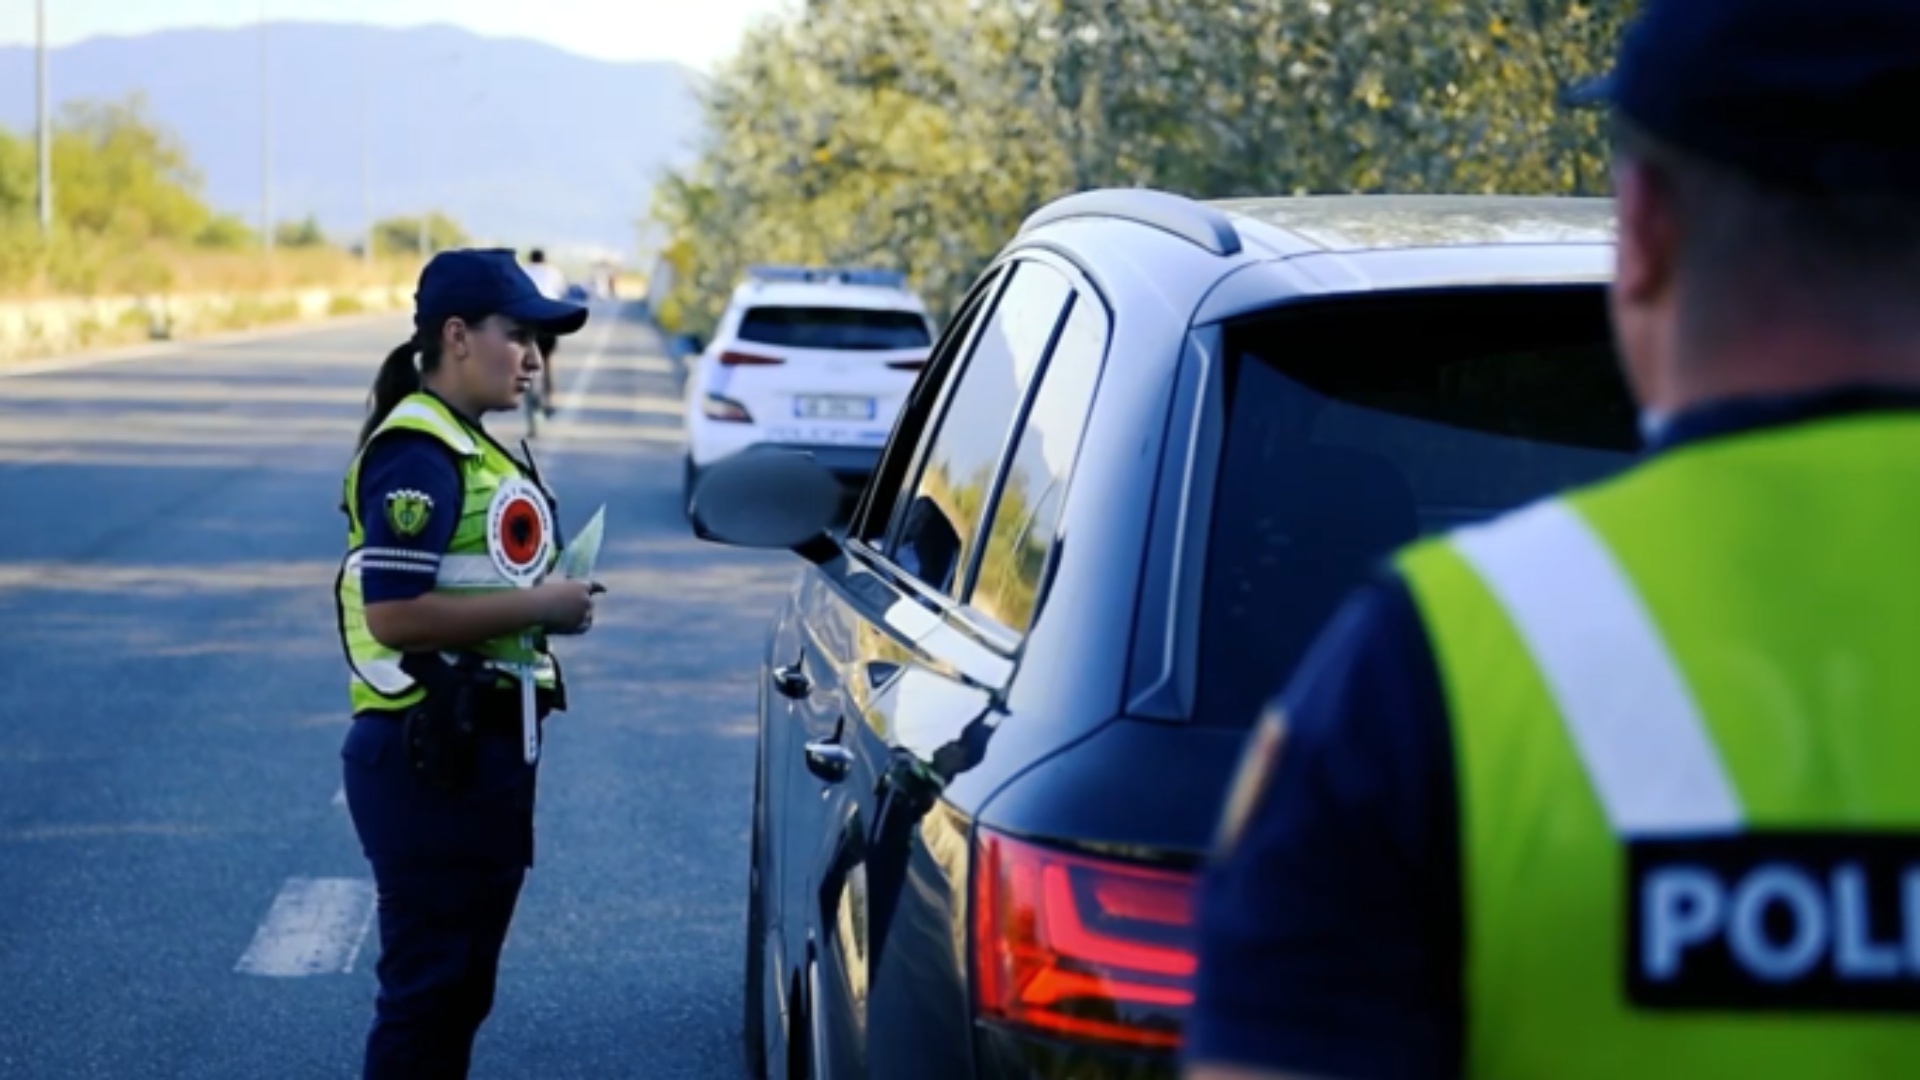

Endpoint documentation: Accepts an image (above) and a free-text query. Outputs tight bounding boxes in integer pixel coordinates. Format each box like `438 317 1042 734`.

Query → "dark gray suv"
692 189 1642 1079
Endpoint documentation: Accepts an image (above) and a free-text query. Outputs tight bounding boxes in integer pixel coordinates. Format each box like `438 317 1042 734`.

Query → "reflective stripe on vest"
436 554 509 589
340 549 415 695
1450 498 1744 836
382 399 477 456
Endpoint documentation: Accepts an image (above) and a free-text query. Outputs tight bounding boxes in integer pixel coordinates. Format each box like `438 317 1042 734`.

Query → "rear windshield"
737 305 932 351
1197 286 1642 728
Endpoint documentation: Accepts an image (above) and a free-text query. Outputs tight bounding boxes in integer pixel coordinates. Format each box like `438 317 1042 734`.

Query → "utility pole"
35 0 52 237
360 55 373 269
414 96 429 260
416 52 461 262
261 4 273 254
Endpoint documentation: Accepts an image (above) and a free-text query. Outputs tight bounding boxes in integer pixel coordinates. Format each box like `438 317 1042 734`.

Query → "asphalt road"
0 304 795 1078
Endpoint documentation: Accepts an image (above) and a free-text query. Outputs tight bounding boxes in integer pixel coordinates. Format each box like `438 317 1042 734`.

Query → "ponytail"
356 340 423 450
357 330 449 450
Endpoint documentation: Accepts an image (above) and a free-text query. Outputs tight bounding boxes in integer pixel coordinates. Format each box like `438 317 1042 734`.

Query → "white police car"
680 265 936 514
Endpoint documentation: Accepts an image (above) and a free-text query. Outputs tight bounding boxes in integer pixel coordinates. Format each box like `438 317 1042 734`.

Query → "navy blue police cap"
413 248 588 338
1565 0 1920 197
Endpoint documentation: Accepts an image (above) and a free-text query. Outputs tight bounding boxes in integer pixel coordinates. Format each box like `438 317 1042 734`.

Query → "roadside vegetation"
649 0 1635 339
0 93 458 301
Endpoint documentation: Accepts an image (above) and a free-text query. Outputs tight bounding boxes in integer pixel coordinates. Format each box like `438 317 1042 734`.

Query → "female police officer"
334 248 596 1079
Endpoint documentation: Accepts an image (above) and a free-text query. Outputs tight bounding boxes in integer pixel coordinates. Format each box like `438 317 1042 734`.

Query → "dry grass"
0 230 417 300
133 246 416 294
0 240 418 365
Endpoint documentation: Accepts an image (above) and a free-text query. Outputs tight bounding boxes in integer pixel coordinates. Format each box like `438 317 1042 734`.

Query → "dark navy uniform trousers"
341 711 538 1080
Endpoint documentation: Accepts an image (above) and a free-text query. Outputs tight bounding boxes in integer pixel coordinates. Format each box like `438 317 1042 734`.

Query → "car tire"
803 959 825 1080
743 763 769 1080
682 455 702 524
788 965 814 1080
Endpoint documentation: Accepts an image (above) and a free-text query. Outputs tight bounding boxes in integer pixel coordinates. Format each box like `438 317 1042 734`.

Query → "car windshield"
737 305 933 351
1196 286 1643 728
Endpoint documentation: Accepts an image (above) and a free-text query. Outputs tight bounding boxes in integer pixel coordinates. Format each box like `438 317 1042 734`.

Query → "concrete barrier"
0 283 413 365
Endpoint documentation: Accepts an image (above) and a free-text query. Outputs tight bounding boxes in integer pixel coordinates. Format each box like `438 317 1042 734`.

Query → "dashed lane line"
234 877 376 977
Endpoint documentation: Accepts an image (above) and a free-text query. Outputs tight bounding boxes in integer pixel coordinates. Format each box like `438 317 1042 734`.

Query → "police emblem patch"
1213 705 1288 859
486 477 554 587
384 489 434 537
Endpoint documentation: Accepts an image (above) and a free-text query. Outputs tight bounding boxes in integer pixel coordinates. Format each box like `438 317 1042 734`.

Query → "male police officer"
1184 1 1920 1078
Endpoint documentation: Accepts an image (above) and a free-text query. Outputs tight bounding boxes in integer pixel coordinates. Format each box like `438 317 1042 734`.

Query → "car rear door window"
967 295 1110 635
738 306 933 351
888 261 1074 596
1197 287 1642 728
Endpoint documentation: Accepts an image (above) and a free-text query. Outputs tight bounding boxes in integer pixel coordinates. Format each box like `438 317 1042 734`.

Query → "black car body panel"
975 718 1250 863
974 1022 1179 1080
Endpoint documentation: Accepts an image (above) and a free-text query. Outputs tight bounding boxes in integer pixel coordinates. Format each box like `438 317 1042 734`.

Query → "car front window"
967 294 1109 635
888 261 1074 595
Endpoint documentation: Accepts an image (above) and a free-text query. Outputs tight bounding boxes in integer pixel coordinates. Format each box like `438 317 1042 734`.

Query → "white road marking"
530 301 616 474
558 307 614 425
234 877 377 977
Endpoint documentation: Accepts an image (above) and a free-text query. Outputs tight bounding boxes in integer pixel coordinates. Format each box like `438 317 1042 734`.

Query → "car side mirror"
690 451 845 564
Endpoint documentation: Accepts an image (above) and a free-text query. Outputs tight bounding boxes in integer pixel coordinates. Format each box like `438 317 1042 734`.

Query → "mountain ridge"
0 21 710 257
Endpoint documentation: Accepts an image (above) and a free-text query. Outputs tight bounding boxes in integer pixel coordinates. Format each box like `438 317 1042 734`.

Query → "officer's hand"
534 580 597 635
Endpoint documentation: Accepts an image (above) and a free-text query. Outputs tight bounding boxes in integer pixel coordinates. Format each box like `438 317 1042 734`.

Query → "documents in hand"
555 505 607 583
522 505 608 765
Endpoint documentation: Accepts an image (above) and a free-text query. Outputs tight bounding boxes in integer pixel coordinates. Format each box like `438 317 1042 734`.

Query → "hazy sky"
0 0 797 72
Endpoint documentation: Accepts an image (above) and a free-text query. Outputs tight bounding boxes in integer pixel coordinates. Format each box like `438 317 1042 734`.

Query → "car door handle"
804 739 855 784
772 660 812 700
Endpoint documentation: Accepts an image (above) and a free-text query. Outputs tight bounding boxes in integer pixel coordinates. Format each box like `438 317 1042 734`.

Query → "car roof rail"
1018 187 1244 257
746 264 909 289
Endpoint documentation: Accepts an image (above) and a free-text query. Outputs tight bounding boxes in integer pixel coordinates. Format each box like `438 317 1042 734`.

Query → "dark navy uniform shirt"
1186 386 1920 1080
357 432 463 606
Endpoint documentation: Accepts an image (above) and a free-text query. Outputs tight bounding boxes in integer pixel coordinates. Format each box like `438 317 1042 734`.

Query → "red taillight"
972 829 1197 1051
719 350 784 367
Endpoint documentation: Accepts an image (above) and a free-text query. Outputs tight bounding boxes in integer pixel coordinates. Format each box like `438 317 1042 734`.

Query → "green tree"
373 212 468 257
3 95 252 294
0 129 34 220
649 0 1638 339
195 213 257 250
651 0 1078 337
275 215 328 248
0 128 42 289
51 94 213 242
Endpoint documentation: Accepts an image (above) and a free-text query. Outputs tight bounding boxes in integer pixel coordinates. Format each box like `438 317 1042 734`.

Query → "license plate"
793 395 875 421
